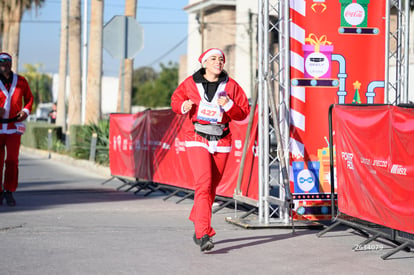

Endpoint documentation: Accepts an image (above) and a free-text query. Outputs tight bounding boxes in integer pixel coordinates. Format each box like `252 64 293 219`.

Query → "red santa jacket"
171 70 249 153
0 73 34 134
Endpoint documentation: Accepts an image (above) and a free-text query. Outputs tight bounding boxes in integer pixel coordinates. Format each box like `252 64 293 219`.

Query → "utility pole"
198 9 205 52
57 0 69 132
249 9 254 98
81 0 88 124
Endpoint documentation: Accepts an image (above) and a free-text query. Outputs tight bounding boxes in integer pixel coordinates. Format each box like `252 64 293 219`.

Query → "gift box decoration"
303 34 334 79
340 0 370 27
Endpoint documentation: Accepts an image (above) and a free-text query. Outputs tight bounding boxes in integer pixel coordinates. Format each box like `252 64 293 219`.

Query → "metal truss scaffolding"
386 0 410 104
230 0 293 228
256 0 292 226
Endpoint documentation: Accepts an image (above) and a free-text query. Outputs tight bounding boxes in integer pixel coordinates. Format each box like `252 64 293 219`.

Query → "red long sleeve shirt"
0 73 34 134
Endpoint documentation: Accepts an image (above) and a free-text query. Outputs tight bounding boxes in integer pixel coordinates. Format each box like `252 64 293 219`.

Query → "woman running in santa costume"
171 48 249 252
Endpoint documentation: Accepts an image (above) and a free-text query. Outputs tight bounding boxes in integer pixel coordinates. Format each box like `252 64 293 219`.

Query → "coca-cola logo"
344 3 365 26
345 10 363 18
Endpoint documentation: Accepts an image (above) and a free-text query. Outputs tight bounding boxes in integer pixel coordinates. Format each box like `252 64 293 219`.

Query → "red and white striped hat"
198 48 225 64
0 52 12 63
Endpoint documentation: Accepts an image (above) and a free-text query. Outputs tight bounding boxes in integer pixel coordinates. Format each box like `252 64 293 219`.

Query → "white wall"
234 0 258 99
184 0 256 98
185 12 203 77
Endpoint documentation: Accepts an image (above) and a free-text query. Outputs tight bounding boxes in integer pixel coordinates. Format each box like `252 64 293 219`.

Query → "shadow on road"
0 187 141 213
207 230 316 254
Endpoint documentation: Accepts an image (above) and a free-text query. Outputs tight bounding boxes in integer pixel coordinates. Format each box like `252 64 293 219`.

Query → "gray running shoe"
200 234 214 252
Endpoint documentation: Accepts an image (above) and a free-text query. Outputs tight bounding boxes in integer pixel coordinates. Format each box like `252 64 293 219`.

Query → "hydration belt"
193 122 230 141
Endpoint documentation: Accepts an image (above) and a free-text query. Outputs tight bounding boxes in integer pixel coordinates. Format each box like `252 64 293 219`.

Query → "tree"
20 63 53 112
0 0 44 72
132 66 158 84
132 62 178 108
131 66 157 97
0 1 6 49
116 0 137 113
56 0 69 132
85 0 104 124
68 0 82 127
0 3 11 52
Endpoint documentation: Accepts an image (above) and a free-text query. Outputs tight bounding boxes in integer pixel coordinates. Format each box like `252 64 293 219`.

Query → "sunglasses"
0 59 11 63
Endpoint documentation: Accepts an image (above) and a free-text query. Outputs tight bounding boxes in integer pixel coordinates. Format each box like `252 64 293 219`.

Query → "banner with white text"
109 110 259 199
333 105 414 234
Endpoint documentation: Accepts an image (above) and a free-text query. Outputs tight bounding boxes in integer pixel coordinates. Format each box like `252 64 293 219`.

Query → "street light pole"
81 0 88 124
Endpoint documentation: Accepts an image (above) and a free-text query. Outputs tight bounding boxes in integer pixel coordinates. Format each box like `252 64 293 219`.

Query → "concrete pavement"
0 152 413 275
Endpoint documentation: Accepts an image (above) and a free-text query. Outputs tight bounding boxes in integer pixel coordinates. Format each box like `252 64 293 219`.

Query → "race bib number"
15 122 26 135
197 100 223 123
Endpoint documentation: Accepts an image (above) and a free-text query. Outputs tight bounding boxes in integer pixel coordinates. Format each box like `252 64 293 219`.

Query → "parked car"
27 102 54 122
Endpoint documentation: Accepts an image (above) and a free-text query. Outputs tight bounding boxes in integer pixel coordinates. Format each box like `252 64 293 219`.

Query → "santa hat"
198 48 225 64
0 53 12 63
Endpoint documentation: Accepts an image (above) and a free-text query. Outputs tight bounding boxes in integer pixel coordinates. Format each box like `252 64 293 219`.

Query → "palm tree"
0 2 12 55
117 0 137 113
0 2 6 49
20 63 53 110
85 0 104 124
68 0 82 127
56 0 69 132
0 0 44 72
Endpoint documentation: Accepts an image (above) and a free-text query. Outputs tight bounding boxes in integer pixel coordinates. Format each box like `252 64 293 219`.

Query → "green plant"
39 134 66 154
21 122 62 149
70 120 109 165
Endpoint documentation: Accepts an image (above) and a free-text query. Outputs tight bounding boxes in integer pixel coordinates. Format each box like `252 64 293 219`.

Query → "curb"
20 146 111 178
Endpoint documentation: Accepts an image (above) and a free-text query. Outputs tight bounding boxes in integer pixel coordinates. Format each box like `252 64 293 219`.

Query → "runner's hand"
183 100 194 112
217 96 230 106
17 111 28 121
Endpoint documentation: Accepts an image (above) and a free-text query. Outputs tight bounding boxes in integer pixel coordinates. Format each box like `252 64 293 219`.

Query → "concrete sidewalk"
0 153 413 275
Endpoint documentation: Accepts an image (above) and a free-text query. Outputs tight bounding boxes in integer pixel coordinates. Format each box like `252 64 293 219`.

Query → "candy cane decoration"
289 0 306 187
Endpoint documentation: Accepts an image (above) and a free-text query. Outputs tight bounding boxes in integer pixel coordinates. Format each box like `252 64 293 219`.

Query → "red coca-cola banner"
109 109 259 199
333 105 414 234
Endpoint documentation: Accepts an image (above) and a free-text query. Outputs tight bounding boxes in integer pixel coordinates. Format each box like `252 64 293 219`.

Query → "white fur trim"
222 98 234 112
185 141 232 154
201 49 223 64
181 102 189 114
0 129 18 134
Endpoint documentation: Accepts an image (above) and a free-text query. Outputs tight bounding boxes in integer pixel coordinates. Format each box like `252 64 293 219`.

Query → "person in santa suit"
0 52 34 206
171 48 250 252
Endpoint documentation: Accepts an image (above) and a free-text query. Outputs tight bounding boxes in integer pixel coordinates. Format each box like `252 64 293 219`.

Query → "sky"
18 0 190 76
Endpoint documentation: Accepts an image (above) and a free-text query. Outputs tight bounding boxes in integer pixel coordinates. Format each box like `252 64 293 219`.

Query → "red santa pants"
187 146 229 239
0 134 21 192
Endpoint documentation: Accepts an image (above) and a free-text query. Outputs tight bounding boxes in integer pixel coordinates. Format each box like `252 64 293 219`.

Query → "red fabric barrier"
333 105 414 234
109 109 259 199
108 112 150 179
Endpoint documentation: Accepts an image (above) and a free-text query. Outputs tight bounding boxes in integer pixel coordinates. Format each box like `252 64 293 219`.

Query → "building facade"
181 0 258 99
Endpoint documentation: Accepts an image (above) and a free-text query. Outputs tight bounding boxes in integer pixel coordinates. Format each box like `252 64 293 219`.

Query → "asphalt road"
0 152 413 275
